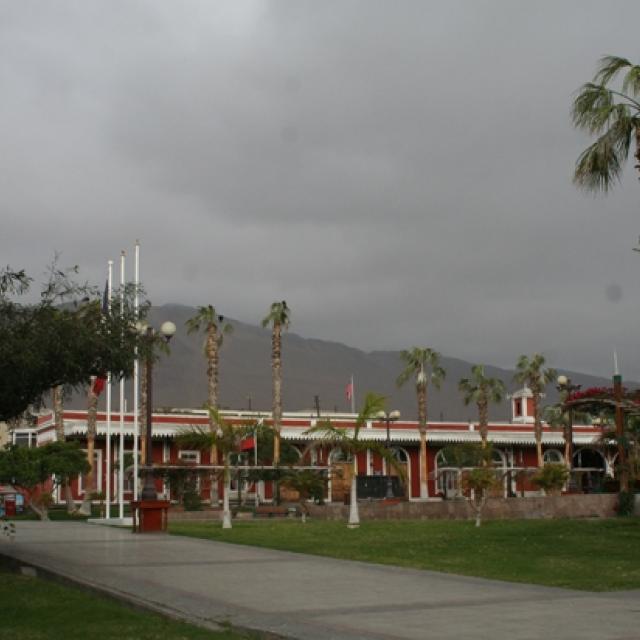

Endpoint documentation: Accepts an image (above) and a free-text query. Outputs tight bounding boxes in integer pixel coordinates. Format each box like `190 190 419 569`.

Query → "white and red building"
19 386 615 506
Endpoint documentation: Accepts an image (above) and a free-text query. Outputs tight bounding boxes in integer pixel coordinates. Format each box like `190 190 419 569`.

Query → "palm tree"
186 305 233 505
305 392 404 528
77 378 99 515
396 348 445 499
177 408 253 529
52 385 76 513
458 365 506 451
572 55 640 192
514 355 557 467
261 301 290 464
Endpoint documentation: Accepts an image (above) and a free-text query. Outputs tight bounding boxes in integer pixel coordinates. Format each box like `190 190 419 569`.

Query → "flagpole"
351 373 355 414
133 240 140 500
118 251 126 520
105 260 113 516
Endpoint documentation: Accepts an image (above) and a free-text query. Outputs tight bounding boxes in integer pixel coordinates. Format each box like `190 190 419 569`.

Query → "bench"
254 505 289 518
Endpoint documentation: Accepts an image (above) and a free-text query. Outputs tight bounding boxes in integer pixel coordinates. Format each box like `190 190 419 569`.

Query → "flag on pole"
346 374 355 413
345 380 353 401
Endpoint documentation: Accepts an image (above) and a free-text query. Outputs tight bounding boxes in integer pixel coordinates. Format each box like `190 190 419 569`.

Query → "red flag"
345 381 353 401
240 436 255 451
92 377 106 396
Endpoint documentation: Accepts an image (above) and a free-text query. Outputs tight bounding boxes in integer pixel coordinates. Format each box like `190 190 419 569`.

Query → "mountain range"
83 304 626 422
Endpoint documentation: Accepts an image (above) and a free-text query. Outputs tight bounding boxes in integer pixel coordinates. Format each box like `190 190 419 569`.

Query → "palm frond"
594 55 632 86
573 136 623 193
622 64 640 97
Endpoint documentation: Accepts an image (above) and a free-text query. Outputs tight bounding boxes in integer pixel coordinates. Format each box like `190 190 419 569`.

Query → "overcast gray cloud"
2 0 640 378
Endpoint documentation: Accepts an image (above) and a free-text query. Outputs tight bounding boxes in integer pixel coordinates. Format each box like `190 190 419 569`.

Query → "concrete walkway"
1 521 639 640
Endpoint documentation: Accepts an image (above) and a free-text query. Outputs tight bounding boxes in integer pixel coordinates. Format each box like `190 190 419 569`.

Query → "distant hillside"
77 304 625 422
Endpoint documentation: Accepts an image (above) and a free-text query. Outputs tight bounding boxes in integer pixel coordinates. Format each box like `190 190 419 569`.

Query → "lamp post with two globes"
138 320 176 501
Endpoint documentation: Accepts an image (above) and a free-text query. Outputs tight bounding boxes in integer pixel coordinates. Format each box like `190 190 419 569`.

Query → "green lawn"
169 517 640 591
0 570 258 640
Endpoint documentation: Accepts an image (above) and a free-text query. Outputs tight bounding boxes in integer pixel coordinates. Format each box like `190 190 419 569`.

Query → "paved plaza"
1 521 639 639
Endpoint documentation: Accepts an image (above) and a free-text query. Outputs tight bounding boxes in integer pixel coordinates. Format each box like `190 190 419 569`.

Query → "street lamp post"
139 321 176 501
556 375 581 469
376 410 401 499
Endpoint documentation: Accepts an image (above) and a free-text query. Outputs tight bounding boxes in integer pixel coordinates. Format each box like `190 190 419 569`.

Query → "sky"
2 1 640 379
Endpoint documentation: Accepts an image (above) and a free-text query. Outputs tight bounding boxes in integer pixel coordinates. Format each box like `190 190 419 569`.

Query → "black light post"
140 321 176 501
556 375 581 469
376 410 400 499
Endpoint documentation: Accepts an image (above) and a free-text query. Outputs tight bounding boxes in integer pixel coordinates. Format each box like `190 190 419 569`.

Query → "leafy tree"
0 442 89 520
439 443 498 527
458 365 506 450
396 347 445 498
177 408 253 529
514 354 557 467
0 264 146 421
532 463 570 496
186 305 233 505
305 392 405 528
280 470 327 523
261 301 290 464
463 467 499 527
572 55 640 192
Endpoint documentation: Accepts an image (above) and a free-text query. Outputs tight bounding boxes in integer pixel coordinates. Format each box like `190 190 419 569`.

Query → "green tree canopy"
0 265 146 421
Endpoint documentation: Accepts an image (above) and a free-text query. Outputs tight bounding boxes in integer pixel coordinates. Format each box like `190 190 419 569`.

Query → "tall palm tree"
177 408 253 529
261 301 290 464
572 55 640 192
396 348 445 499
514 355 557 467
78 379 99 515
305 392 403 528
186 305 233 505
459 365 506 451
52 385 76 513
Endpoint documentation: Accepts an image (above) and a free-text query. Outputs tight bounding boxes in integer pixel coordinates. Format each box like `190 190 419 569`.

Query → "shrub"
532 463 569 495
182 490 202 511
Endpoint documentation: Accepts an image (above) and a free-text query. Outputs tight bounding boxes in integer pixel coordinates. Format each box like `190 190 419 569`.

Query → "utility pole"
314 395 321 417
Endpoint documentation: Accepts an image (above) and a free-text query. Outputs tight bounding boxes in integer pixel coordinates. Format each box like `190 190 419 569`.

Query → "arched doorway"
435 449 459 499
572 447 606 492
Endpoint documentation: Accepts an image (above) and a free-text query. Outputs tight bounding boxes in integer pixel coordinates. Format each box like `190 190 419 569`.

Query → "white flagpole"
105 260 113 516
118 251 126 520
351 373 355 414
133 240 140 500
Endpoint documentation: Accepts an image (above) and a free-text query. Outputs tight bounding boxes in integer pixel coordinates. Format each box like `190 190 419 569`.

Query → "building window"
178 450 200 464
543 449 563 464
13 431 33 448
178 450 201 490
514 400 522 417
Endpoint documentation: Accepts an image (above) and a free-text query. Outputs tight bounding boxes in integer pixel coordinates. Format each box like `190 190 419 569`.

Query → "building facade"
26 387 614 506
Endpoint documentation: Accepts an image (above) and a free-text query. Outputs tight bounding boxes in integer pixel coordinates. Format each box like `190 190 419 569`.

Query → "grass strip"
169 517 640 591
0 568 260 639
